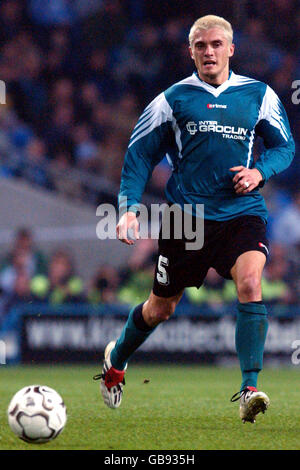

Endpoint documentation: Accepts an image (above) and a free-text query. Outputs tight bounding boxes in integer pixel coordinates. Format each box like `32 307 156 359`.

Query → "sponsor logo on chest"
186 120 248 140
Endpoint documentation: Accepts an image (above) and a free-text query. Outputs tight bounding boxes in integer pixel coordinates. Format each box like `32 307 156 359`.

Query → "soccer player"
94 15 295 422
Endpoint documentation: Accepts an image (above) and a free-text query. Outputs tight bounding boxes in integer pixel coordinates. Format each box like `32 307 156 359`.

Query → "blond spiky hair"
189 15 233 46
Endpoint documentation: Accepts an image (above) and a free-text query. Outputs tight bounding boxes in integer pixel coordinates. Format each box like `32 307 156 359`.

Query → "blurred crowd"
0 0 299 200
0 0 299 320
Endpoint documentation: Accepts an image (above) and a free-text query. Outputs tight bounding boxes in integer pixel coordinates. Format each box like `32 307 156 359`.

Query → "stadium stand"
0 0 299 324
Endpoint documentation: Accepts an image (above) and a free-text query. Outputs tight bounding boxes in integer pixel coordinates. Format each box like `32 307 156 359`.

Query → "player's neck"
197 68 230 87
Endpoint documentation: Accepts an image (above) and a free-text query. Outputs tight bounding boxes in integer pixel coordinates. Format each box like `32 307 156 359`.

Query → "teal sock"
110 303 156 370
235 302 268 391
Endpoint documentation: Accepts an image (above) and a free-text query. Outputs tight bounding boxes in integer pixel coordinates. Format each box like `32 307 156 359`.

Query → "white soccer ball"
7 385 67 444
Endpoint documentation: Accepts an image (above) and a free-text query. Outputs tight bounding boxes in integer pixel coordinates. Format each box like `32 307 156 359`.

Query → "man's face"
189 27 234 84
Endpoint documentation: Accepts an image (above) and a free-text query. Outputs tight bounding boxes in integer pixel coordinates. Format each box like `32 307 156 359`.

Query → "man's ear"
229 43 235 58
189 46 194 61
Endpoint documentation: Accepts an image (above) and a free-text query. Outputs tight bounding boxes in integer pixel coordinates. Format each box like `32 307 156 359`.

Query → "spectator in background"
271 54 297 105
112 93 139 141
28 0 77 27
49 77 74 108
0 264 34 325
260 182 292 239
43 102 74 156
72 123 98 171
76 81 102 124
121 238 157 275
42 27 74 84
81 0 128 50
262 243 296 305
83 49 117 102
231 17 283 81
0 0 29 44
31 249 85 304
271 191 300 248
117 239 157 306
0 227 47 291
149 158 172 198
97 131 126 184
115 23 164 103
160 18 193 89
3 270 33 314
88 265 120 304
49 151 83 200
21 137 52 189
0 108 24 178
249 0 298 52
13 33 48 126
90 101 114 144
0 247 32 296
42 77 75 153
185 268 236 310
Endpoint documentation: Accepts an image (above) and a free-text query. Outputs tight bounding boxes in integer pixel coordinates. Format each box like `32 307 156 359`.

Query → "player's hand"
116 211 140 245
230 166 263 194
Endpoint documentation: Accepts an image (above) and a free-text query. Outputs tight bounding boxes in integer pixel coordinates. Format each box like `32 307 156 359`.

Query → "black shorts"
152 209 269 298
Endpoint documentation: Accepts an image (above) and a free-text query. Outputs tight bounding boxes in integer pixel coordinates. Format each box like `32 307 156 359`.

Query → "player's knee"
236 274 261 301
157 303 176 322
146 300 176 325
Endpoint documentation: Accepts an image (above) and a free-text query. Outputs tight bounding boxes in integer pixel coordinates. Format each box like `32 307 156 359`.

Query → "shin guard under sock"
235 302 268 391
110 303 155 370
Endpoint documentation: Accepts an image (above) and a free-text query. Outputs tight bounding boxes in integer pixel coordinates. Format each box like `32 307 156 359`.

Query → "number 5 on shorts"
156 255 170 286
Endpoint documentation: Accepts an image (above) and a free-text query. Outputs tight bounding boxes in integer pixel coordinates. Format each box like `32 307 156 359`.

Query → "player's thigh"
143 290 184 326
213 215 269 281
230 250 266 300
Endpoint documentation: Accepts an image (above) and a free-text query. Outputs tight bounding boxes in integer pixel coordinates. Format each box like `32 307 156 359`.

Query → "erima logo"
186 120 248 140
207 103 227 109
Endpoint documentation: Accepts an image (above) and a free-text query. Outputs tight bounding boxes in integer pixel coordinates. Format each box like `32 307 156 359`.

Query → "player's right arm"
116 211 140 245
117 92 174 244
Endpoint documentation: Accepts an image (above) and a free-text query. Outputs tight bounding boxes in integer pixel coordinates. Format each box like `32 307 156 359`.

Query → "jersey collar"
193 70 235 97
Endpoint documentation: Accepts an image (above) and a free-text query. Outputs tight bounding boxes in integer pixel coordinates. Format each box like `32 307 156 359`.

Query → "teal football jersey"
119 71 295 221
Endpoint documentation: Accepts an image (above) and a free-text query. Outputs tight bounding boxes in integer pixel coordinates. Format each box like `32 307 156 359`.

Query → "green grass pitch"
0 364 299 450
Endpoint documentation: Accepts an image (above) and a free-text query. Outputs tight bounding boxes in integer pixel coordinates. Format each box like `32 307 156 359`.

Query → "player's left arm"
231 85 295 194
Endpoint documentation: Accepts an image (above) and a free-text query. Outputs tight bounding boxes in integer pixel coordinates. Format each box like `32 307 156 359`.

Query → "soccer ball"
7 385 67 444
